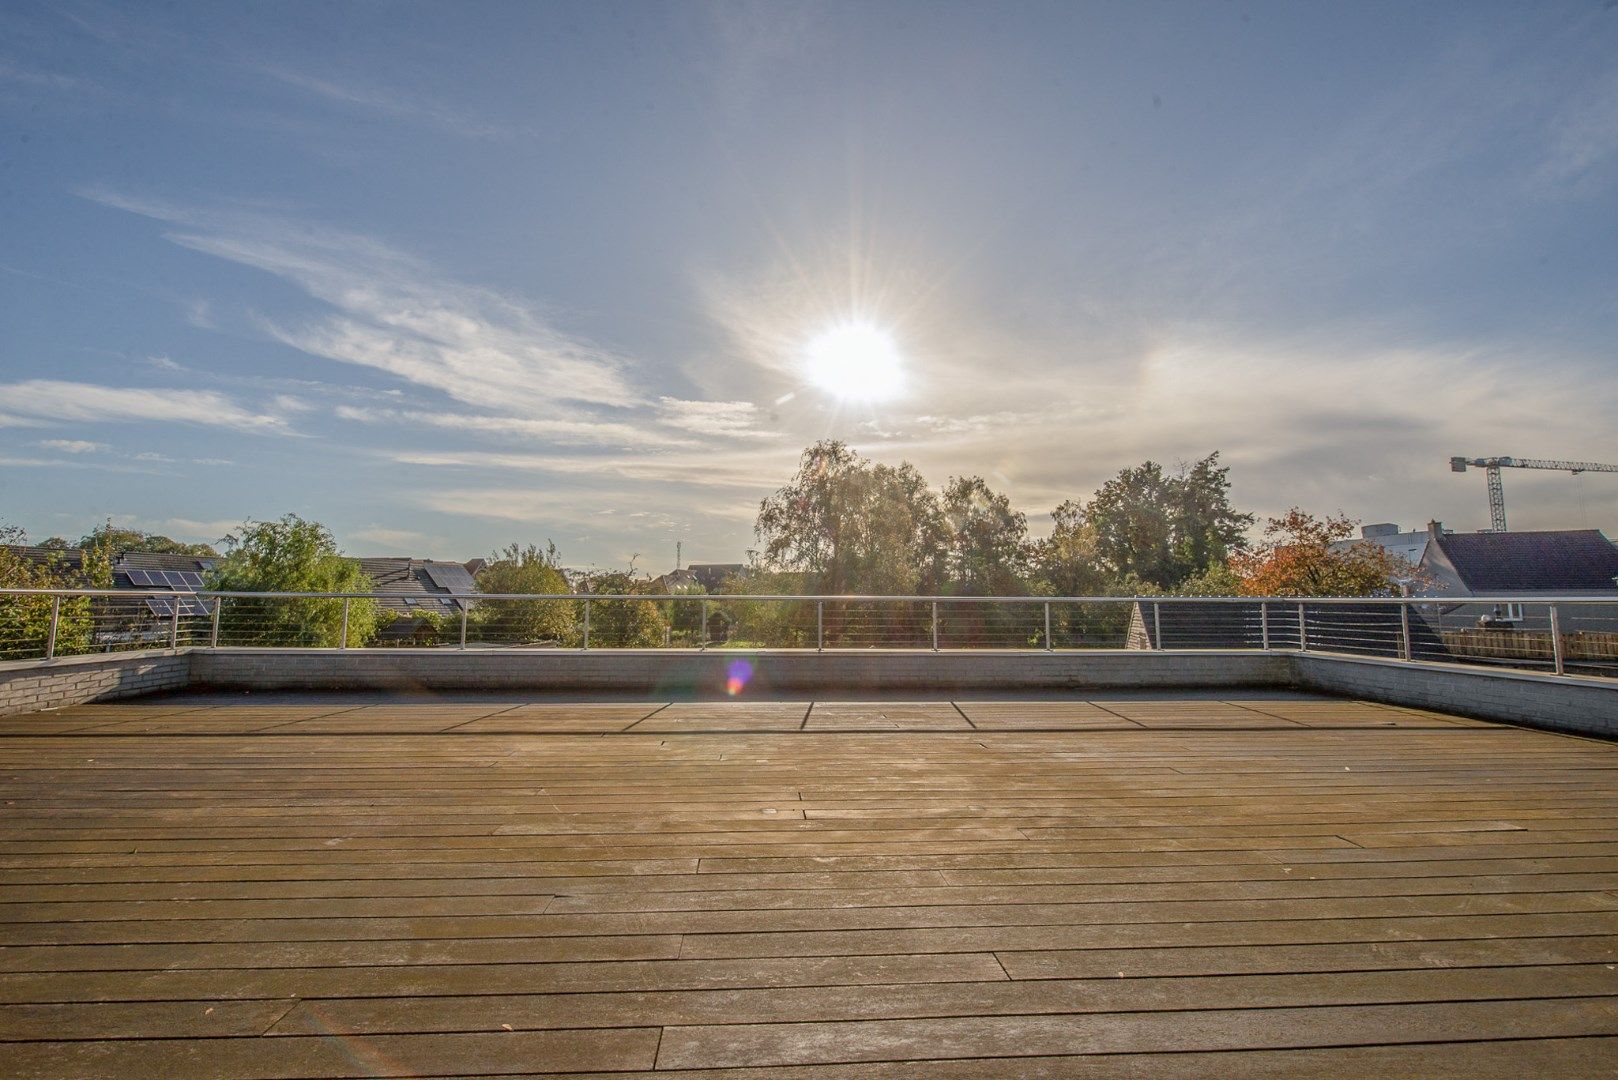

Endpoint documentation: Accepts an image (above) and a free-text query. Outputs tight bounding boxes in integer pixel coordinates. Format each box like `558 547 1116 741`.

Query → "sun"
803 322 905 403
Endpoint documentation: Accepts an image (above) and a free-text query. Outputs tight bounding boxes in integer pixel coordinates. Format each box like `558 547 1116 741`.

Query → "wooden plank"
1 692 1616 1076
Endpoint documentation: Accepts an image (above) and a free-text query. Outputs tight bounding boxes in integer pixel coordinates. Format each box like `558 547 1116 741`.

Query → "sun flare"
803 322 905 403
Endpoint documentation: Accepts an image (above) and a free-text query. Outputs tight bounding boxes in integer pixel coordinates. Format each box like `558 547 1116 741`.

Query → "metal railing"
1 589 1615 680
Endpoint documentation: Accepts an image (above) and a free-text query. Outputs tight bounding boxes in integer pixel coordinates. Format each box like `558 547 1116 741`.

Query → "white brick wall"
0 652 190 717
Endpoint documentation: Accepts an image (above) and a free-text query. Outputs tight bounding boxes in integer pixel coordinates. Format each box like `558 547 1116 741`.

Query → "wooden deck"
2 692 1617 1077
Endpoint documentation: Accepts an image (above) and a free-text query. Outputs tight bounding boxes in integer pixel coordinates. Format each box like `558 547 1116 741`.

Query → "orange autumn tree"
1229 509 1418 597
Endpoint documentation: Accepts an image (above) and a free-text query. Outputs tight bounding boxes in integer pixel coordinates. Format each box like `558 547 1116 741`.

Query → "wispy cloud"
257 65 509 140
0 380 289 433
84 191 640 415
392 447 795 490
335 405 696 451
656 397 775 439
38 439 108 454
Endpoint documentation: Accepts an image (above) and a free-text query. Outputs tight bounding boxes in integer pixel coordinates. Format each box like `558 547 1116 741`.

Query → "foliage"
940 476 1028 596
79 521 219 557
1229 509 1419 597
582 570 667 647
1029 501 1109 598
755 441 947 595
0 529 113 659
1082 454 1252 590
716 568 817 648
207 515 379 647
473 542 575 645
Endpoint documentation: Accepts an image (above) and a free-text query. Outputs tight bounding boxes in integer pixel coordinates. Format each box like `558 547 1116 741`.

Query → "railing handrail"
2 588 1616 604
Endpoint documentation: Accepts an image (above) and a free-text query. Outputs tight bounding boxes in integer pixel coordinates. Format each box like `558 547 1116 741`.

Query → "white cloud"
83 191 639 415
391 447 797 492
656 397 774 439
0 380 288 433
38 439 107 454
257 65 508 140
335 405 696 450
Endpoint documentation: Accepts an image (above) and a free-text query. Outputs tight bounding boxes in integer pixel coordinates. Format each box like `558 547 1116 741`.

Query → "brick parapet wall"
0 651 190 717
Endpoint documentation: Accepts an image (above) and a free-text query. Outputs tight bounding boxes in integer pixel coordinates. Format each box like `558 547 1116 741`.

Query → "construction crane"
1449 455 1618 532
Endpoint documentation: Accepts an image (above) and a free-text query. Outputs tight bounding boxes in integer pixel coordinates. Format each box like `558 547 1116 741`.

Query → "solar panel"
176 571 206 588
145 598 174 617
422 563 475 593
124 568 154 586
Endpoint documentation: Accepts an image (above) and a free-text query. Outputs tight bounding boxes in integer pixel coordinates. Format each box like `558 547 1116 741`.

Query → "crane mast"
1450 456 1618 532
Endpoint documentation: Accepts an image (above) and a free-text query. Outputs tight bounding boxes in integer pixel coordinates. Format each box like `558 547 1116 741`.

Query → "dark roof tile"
1435 530 1618 591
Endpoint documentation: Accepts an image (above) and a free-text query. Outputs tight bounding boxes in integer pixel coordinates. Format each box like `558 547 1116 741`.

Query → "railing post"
931 601 939 652
45 596 60 660
1297 602 1308 652
169 600 181 650
1152 602 1162 650
700 598 708 650
210 598 221 648
1043 601 1052 652
339 597 350 649
1399 602 1412 662
582 599 591 650
816 600 824 652
1549 604 1565 676
1259 602 1270 651
458 601 468 650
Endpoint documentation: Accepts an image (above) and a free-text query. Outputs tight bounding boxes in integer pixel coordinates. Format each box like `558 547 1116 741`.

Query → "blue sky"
3 0 1617 568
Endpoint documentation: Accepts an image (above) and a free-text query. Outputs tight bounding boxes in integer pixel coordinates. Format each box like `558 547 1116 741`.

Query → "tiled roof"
0 545 88 575
115 552 218 573
353 558 475 615
1434 530 1618 592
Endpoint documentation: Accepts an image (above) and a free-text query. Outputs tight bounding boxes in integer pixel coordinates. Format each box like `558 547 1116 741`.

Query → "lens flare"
725 658 754 696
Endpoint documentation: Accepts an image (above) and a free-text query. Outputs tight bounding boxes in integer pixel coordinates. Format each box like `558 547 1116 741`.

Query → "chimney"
1427 520 1444 538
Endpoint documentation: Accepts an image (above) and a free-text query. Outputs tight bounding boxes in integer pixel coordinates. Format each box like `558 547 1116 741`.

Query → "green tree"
0 525 114 658
1030 500 1109 597
80 521 219 557
207 515 379 647
755 441 947 595
583 570 667 647
1084 453 1252 590
472 542 576 645
717 568 816 648
940 476 1028 596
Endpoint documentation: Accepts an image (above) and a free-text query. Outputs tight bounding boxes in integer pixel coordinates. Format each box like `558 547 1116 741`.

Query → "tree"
207 515 379 646
1229 509 1418 597
1084 453 1252 590
472 542 576 645
940 476 1028 596
717 567 817 647
1029 500 1108 597
755 441 947 595
0 527 113 659
79 521 218 557
582 570 667 647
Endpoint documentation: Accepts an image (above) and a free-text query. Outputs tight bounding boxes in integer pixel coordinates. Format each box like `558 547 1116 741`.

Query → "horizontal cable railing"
2 589 1615 680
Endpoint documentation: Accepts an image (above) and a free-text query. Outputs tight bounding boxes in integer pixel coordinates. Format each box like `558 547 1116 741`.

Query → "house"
1328 522 1435 569
354 557 480 641
687 563 744 591
1414 523 1618 635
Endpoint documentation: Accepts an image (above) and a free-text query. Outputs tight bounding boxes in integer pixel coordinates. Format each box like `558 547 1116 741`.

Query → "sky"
3 0 1617 570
